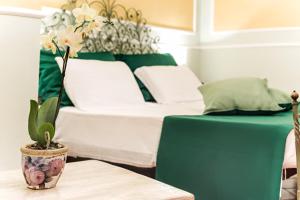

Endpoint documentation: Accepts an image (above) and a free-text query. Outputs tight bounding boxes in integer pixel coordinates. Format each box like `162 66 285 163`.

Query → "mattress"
54 102 296 169
54 102 205 168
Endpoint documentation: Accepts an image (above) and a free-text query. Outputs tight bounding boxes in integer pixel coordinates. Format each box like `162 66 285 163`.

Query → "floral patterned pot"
20 144 68 190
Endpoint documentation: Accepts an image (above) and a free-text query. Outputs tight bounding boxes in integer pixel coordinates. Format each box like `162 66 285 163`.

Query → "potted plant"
20 3 103 189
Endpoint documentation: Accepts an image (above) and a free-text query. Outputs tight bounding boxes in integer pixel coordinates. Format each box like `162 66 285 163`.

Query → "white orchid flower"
41 32 57 54
69 45 82 57
57 25 83 57
83 16 105 35
72 3 97 24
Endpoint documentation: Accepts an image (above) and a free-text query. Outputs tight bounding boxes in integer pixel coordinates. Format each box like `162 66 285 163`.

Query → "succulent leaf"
37 123 55 146
28 100 39 141
37 97 58 127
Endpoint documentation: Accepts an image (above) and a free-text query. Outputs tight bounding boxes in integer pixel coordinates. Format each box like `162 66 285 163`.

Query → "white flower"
69 46 82 57
83 16 105 35
41 32 57 54
57 25 83 57
72 3 97 24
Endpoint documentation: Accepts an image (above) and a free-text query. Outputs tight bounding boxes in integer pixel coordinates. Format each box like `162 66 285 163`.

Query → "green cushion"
39 50 115 106
115 53 177 101
199 77 284 115
269 88 292 111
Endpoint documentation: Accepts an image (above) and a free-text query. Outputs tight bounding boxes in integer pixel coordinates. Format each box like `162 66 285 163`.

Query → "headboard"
42 0 160 54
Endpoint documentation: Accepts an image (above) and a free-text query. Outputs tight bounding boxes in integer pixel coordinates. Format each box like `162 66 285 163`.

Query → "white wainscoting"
0 9 42 171
187 44 300 93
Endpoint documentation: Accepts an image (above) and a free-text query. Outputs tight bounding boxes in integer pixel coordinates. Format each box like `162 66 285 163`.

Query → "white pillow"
134 66 203 104
55 58 144 110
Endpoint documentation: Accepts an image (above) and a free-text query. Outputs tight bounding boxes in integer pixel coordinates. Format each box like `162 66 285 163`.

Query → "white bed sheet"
54 102 296 169
54 102 205 168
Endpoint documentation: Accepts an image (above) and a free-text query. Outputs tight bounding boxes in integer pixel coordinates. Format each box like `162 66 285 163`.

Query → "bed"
41 1 299 200
54 103 297 170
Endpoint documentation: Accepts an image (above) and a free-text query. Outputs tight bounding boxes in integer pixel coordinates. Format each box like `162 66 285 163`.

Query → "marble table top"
0 160 194 200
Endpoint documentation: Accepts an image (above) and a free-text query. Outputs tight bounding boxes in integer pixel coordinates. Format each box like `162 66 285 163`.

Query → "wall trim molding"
192 43 300 50
0 7 46 19
192 0 200 33
215 26 300 34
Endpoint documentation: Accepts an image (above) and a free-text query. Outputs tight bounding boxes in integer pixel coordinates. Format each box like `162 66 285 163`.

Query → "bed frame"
66 156 156 178
291 91 300 199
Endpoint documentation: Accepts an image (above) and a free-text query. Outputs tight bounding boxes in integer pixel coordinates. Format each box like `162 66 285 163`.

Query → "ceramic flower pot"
20 144 68 190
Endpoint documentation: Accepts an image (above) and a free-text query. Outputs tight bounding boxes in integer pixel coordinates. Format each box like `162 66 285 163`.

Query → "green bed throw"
156 111 294 200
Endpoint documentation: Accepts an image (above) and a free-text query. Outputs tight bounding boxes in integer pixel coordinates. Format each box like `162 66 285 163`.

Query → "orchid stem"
54 46 70 126
75 21 88 32
52 40 64 59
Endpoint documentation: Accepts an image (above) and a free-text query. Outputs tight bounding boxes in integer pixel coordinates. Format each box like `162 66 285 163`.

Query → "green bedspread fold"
156 111 294 200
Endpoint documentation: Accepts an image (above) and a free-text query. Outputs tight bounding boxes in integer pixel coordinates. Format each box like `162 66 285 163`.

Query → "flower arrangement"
31 3 103 149
21 3 103 190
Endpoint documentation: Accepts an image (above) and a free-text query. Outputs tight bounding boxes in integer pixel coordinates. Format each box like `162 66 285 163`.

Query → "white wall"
0 9 42 171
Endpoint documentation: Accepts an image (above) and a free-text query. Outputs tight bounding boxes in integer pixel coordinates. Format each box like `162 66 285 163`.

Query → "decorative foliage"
42 0 160 54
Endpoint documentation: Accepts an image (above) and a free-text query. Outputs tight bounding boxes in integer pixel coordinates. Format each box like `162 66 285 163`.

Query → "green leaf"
37 97 58 127
28 100 39 141
37 123 55 146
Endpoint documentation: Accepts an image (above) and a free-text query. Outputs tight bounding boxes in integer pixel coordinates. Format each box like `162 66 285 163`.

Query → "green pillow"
199 77 284 115
115 53 177 101
269 88 292 111
39 50 115 106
